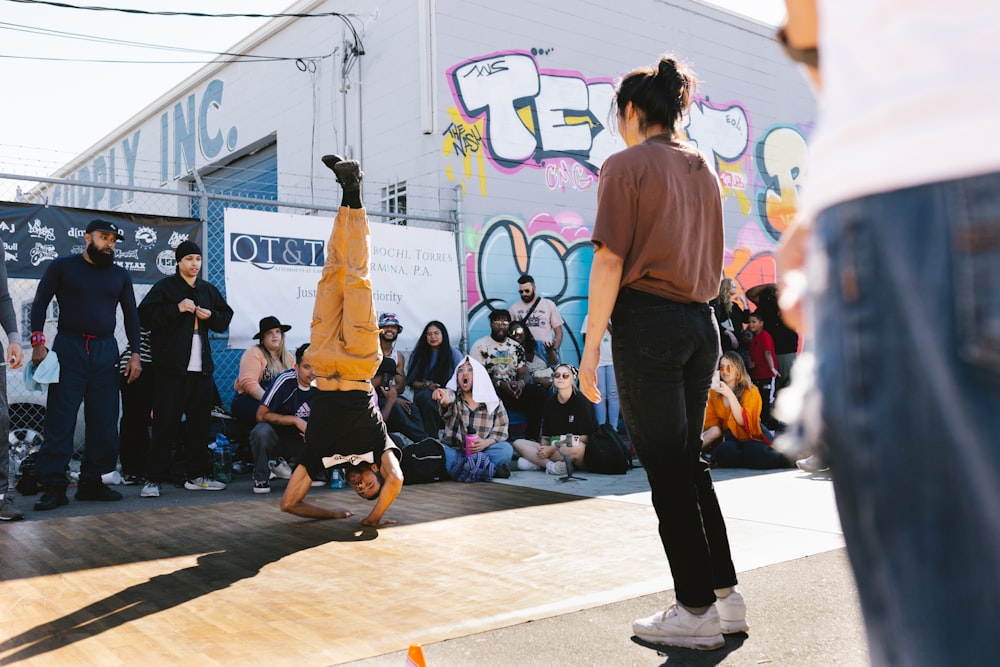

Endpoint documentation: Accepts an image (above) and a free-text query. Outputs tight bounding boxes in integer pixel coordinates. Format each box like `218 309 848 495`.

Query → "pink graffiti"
544 159 596 192
526 211 591 241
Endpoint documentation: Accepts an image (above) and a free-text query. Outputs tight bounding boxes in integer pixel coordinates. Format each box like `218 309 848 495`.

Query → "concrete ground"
8 461 869 665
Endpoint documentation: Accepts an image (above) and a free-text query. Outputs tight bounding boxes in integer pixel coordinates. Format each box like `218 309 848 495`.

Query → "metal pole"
453 184 469 354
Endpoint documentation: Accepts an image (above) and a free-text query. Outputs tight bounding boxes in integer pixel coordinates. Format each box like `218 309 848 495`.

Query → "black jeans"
119 369 154 478
612 288 737 608
146 372 215 483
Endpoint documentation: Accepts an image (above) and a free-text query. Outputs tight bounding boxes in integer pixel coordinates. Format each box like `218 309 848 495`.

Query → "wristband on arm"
30 331 45 347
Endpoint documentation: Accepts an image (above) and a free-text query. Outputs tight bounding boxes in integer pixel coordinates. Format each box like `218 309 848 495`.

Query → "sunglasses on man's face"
509 328 525 337
519 288 532 294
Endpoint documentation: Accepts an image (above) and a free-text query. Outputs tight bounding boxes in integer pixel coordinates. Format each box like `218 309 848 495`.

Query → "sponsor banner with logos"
224 208 462 353
0 201 202 283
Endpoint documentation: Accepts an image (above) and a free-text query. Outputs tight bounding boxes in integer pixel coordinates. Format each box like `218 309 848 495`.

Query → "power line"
4 0 347 19
0 20 307 60
0 52 332 65
3 0 365 66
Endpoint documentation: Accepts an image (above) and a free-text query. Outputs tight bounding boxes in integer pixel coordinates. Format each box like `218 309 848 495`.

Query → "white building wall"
42 0 815 364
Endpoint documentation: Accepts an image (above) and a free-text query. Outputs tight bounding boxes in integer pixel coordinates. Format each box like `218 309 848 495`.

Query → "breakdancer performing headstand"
279 156 404 527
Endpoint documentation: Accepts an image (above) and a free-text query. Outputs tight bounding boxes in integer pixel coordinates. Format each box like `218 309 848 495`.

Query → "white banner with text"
224 209 462 356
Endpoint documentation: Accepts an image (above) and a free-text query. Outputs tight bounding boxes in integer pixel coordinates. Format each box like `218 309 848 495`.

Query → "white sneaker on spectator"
140 482 160 498
545 460 567 476
632 604 724 650
715 589 749 634
270 458 293 479
184 477 226 491
517 457 542 471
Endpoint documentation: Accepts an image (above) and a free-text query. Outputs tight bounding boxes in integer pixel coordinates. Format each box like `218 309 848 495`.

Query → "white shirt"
802 1 1000 218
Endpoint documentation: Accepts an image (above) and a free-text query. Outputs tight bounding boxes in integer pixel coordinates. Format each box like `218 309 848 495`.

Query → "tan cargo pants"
304 206 382 391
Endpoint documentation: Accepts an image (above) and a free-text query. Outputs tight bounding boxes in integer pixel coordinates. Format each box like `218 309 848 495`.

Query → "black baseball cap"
85 219 125 240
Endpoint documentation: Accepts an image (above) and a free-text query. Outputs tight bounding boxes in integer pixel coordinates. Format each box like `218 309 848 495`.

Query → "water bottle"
213 433 233 483
330 467 346 489
465 426 477 456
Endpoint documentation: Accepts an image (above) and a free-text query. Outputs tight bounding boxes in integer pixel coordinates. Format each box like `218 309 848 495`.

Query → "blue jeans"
812 172 1000 666
594 364 620 427
612 287 737 608
442 440 513 471
36 334 121 488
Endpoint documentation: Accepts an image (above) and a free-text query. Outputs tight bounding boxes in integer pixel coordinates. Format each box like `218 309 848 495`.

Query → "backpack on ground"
400 438 449 484
583 424 632 475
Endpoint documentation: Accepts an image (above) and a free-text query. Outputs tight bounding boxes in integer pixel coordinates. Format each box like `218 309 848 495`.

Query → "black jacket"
138 273 234 376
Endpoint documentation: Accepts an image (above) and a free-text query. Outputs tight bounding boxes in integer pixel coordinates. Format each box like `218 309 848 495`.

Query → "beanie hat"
175 240 202 262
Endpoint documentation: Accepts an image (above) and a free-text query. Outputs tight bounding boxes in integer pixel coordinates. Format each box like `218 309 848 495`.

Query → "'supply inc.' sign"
50 79 239 209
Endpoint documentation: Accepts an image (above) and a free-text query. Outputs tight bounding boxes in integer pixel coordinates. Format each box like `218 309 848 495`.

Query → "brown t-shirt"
592 135 724 304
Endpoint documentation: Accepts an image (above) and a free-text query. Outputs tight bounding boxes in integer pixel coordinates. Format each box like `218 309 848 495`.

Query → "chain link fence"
1 171 459 475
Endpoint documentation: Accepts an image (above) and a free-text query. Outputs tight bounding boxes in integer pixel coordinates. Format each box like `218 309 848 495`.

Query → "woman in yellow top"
702 352 790 469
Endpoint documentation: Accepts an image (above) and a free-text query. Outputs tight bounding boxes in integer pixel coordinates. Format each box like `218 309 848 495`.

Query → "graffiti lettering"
544 159 595 192
755 125 808 240
443 107 488 197
442 121 482 158
447 51 619 177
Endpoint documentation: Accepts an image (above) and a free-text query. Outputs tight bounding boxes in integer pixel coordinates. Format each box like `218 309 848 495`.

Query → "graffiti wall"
446 48 813 363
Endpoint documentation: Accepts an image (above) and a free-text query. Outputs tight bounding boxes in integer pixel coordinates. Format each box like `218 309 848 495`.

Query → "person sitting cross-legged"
249 343 316 494
278 155 404 527
702 352 791 470
431 355 513 478
512 363 596 475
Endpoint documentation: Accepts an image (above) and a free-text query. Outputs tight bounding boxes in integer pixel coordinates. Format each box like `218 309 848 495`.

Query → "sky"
0 0 786 195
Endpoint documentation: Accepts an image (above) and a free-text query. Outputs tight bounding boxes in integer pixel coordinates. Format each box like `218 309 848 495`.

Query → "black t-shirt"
542 391 597 438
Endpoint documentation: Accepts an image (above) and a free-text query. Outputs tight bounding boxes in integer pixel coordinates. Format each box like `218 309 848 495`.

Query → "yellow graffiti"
516 106 535 134
443 107 488 197
758 126 808 236
717 160 751 215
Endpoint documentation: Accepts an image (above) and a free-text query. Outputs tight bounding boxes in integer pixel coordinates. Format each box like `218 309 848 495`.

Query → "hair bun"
657 57 678 79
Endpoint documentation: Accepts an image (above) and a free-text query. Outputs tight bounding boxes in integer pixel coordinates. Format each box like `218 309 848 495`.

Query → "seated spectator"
508 320 557 391
232 316 295 425
512 364 596 475
470 308 546 440
406 320 463 436
373 356 429 444
378 312 407 389
702 352 790 470
431 356 513 477
249 343 315 494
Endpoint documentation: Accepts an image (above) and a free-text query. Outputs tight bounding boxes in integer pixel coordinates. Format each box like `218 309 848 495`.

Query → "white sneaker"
632 603 724 650
516 457 542 471
184 477 226 491
270 458 292 479
545 460 567 476
716 590 748 634
140 482 161 498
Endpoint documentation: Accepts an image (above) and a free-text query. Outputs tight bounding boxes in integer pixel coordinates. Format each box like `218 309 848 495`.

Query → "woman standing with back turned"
580 55 746 651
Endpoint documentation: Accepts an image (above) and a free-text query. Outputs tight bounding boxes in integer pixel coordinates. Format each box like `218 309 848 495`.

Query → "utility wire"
4 0 345 19
3 0 365 62
0 20 296 59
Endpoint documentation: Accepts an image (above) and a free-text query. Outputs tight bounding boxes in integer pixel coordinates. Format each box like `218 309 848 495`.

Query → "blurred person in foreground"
778 2 1000 664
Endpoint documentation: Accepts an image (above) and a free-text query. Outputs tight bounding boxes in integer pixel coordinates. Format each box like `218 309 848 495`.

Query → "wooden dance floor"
0 483 675 666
